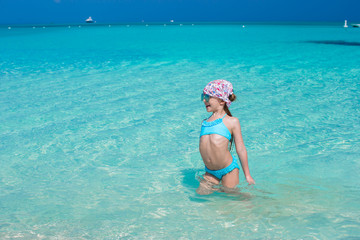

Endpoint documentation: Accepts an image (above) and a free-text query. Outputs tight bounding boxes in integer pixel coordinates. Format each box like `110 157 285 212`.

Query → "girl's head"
201 79 236 115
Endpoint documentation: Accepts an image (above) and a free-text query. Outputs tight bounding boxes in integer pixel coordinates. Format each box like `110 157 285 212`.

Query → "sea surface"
1 23 360 239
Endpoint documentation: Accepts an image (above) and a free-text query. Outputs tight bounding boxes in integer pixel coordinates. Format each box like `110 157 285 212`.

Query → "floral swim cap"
203 79 234 107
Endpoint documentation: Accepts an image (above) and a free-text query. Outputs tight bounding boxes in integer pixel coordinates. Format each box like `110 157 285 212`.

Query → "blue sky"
0 0 359 25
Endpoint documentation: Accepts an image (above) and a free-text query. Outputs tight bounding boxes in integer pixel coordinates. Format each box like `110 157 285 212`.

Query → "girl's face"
203 95 224 112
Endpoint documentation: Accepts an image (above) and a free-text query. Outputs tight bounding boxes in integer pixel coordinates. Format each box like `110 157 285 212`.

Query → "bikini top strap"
205 114 226 122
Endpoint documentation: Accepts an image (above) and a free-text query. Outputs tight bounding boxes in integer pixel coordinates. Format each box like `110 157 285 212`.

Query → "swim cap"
203 79 234 107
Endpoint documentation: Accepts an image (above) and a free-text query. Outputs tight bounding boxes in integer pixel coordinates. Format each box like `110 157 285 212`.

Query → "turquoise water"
1 23 360 239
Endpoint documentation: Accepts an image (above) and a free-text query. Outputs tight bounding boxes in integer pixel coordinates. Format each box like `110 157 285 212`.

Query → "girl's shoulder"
224 115 240 127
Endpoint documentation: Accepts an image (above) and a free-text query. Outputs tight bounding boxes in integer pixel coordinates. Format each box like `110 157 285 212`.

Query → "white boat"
352 24 360 28
344 20 348 28
86 16 94 23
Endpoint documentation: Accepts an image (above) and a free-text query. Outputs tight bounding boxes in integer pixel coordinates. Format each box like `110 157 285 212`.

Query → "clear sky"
0 0 359 25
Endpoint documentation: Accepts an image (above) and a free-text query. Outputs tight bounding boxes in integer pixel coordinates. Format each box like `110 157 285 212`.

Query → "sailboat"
344 20 348 28
86 16 94 23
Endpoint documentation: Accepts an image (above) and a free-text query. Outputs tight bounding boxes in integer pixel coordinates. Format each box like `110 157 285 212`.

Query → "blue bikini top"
200 114 232 141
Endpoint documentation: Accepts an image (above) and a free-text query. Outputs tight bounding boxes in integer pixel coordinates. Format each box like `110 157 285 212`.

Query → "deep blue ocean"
1 23 360 239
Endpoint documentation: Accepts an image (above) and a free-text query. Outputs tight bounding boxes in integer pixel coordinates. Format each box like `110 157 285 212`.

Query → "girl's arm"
231 117 255 185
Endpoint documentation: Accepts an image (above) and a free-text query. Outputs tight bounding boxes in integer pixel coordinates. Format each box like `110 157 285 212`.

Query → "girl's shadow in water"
181 169 201 190
181 168 211 202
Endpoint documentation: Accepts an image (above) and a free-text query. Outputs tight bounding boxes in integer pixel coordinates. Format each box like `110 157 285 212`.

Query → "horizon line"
1 20 356 28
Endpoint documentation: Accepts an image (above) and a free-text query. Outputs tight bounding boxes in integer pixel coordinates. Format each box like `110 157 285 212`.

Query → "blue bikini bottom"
205 156 240 180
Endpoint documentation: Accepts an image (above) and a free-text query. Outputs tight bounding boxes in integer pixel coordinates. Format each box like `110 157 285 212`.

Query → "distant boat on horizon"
86 16 94 23
344 20 360 28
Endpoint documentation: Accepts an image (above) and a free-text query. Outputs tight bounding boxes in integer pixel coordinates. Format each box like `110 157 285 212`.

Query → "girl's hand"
246 176 255 185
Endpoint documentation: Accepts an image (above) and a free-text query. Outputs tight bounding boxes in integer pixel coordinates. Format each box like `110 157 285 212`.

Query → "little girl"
197 79 255 195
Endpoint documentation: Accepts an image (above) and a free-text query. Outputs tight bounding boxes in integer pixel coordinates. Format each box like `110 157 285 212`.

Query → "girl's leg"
221 168 239 189
196 172 220 195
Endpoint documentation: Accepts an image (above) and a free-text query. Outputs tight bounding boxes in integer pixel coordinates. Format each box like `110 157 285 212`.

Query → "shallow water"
1 23 360 239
